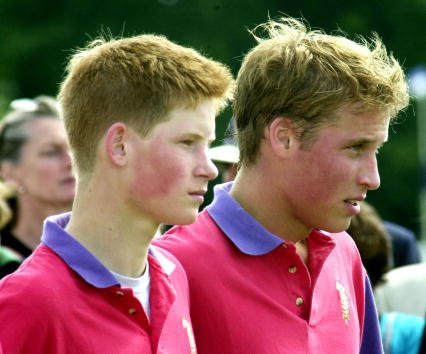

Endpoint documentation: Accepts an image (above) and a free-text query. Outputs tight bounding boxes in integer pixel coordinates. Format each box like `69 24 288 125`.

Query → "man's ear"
105 122 128 167
265 117 295 158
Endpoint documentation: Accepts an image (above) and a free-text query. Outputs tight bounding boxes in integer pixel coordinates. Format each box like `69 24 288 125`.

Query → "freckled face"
281 107 390 235
127 99 218 225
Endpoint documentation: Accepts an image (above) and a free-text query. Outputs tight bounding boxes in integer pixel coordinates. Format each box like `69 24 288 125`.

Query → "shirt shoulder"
0 246 76 351
154 210 219 254
320 230 360 255
0 245 75 310
149 245 188 285
311 230 365 286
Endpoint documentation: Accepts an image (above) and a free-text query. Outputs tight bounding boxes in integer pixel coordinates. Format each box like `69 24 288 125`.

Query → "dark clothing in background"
384 221 421 268
0 229 33 258
0 229 30 278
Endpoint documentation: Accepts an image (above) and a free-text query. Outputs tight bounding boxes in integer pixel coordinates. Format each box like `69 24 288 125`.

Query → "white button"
116 290 125 296
296 297 303 306
128 308 137 314
288 266 297 273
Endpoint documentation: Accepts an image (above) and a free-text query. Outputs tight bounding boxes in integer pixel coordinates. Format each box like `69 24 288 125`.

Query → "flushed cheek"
131 146 187 199
298 161 350 204
312 171 345 201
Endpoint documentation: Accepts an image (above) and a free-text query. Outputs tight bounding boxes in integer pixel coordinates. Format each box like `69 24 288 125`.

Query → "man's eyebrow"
180 131 216 143
347 136 387 145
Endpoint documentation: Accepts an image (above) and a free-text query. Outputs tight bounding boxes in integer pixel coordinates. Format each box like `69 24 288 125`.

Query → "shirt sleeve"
360 276 384 354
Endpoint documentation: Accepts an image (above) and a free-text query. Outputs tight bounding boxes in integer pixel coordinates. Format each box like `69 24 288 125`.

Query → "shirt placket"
277 243 312 321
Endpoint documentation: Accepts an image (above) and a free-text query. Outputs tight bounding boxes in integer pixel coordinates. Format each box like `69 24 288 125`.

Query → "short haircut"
234 17 410 167
58 34 234 176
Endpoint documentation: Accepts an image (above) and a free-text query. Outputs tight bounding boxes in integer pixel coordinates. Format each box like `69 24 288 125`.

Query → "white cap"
208 144 239 164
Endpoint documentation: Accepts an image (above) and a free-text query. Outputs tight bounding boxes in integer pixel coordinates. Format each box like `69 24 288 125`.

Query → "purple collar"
41 213 119 288
206 182 284 255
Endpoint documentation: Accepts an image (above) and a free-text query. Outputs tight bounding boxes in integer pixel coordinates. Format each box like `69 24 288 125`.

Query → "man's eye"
181 140 194 146
40 149 62 157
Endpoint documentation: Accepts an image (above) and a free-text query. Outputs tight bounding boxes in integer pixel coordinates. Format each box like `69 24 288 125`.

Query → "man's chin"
167 211 198 226
319 220 352 233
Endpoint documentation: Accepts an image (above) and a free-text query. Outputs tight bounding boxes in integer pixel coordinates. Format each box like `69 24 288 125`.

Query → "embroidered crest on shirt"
182 318 197 353
336 281 350 324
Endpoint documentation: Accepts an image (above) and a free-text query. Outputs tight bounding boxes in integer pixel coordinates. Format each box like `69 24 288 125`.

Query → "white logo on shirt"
336 281 350 324
182 318 197 353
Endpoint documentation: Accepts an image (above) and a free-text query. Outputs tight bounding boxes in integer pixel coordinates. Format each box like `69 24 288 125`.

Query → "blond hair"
58 34 234 175
234 17 409 166
0 181 13 229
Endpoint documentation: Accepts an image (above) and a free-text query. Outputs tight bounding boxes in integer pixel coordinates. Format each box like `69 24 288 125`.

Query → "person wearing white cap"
208 139 239 182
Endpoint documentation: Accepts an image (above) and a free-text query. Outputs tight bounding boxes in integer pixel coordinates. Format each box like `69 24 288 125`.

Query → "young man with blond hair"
156 17 409 353
0 34 233 353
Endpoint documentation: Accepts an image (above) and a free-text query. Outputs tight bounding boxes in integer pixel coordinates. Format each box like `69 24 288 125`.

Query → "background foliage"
0 0 425 235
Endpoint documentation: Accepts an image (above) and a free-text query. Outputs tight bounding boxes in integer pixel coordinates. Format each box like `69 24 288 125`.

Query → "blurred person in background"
383 220 421 268
347 201 425 354
347 201 392 288
208 119 239 183
208 142 238 182
0 181 21 277
0 96 75 276
374 261 426 319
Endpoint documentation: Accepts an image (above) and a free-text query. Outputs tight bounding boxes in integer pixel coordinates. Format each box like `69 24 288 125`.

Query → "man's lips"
344 195 366 206
189 190 207 197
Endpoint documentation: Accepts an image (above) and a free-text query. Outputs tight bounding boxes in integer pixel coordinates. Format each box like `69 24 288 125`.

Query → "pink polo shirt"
0 213 196 354
155 182 383 354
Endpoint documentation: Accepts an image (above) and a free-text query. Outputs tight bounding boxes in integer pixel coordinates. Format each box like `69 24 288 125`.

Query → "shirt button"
295 297 304 306
281 243 287 248
288 266 297 273
116 290 125 296
128 308 137 315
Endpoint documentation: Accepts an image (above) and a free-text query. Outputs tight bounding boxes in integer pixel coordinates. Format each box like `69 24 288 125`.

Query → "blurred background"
0 0 425 242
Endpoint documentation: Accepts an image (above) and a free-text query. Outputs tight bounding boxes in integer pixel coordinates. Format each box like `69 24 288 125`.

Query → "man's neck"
65 190 157 278
230 167 311 243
